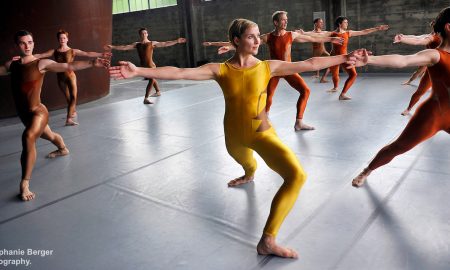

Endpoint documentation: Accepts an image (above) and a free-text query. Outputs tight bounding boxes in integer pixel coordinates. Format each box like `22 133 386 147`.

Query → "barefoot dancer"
111 19 360 258
0 30 108 201
310 18 331 82
352 7 450 187
34 30 110 125
205 11 344 131
393 23 442 116
326 16 388 100
106 28 186 104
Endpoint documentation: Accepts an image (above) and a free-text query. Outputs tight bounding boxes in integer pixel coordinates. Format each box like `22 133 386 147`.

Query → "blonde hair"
272 11 287 22
228 18 258 47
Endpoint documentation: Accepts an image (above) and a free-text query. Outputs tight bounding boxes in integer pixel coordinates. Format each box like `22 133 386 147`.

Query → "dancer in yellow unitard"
110 19 360 258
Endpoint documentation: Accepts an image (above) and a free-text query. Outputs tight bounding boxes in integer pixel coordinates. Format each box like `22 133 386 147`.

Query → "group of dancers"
2 6 450 259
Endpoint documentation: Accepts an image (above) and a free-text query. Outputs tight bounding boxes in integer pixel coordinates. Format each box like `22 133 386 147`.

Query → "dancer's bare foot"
46 147 69 159
65 117 79 126
352 168 372 187
150 91 161 97
401 109 410 116
20 179 35 201
227 175 254 187
319 79 329 83
327 88 338 92
294 119 315 131
257 235 298 259
339 94 352 100
143 98 153 104
312 74 319 78
71 111 77 118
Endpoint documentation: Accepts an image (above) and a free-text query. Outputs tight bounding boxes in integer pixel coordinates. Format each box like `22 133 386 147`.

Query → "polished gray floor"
0 74 449 270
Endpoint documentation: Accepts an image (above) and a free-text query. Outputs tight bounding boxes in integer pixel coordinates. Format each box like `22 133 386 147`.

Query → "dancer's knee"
23 130 38 143
282 164 307 191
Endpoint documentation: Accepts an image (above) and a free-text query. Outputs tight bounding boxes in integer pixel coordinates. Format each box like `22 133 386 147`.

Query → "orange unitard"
368 49 450 170
265 32 310 119
330 31 357 94
405 34 442 111
54 49 77 118
136 42 160 97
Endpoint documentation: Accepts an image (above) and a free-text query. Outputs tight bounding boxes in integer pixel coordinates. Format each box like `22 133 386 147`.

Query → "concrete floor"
0 74 449 270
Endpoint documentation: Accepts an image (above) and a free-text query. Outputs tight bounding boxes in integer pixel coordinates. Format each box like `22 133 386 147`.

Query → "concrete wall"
111 5 188 67
112 0 448 72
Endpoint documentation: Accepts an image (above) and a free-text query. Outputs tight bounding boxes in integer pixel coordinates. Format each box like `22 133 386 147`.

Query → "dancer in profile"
393 21 442 115
352 7 450 187
0 30 108 201
34 30 110 125
106 28 186 104
111 19 361 258
204 11 344 131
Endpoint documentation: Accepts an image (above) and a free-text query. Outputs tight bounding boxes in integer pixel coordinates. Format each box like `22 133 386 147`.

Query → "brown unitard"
54 49 77 118
330 31 357 94
136 42 160 98
368 49 450 170
265 32 311 119
9 59 64 180
405 34 442 111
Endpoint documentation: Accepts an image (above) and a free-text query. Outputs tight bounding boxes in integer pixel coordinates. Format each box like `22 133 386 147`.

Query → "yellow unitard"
216 61 307 236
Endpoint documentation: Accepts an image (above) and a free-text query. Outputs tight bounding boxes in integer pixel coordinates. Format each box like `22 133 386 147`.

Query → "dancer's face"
236 26 260 55
275 14 288 30
340 19 349 30
58 34 68 46
315 19 324 29
17 35 34 56
139 30 148 40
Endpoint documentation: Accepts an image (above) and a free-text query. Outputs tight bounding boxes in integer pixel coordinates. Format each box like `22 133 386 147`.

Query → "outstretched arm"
105 43 137 51
153 38 186 48
73 49 112 58
366 49 439 68
393 34 434 46
203 41 231 47
34 49 55 59
109 61 218 81
292 31 343 44
295 29 333 37
350 25 389 37
39 58 109 73
269 49 364 77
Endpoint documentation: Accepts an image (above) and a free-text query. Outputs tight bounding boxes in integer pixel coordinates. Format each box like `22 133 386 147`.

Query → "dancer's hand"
109 61 138 79
203 41 212 46
331 37 344 45
102 51 113 58
377 25 389 31
347 49 370 68
393 34 404 43
177 38 187 44
94 57 110 68
218 45 233 55
11 55 21 61
103 44 113 51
